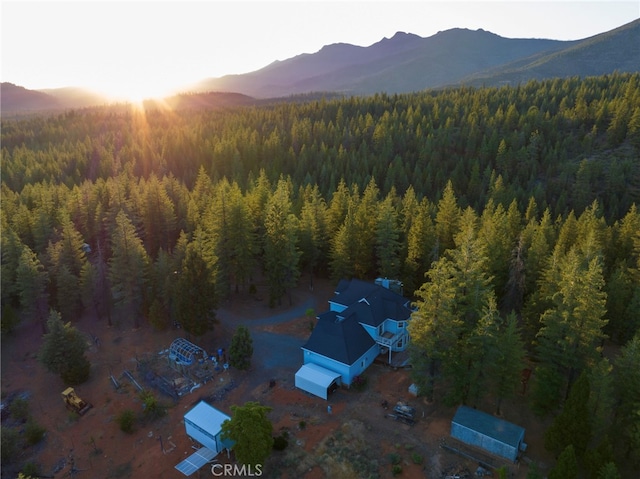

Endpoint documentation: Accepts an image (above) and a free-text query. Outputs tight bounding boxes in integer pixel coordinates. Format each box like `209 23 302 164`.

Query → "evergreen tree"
612 334 640 468
489 311 526 415
329 200 358 281
548 445 578 479
477 200 518 303
375 194 402 279
464 294 502 407
140 173 177 258
16 244 49 323
325 178 350 235
263 179 301 306
45 216 88 319
298 184 327 288
205 179 255 297
597 462 621 479
175 233 217 336
353 178 379 277
108 210 149 328
1 224 24 307
533 249 608 412
588 358 615 438
38 309 90 385
448 207 493 329
403 197 436 294
408 257 461 402
435 180 460 254
544 372 592 458
54 264 81 320
585 437 615 479
228 325 254 370
221 401 273 466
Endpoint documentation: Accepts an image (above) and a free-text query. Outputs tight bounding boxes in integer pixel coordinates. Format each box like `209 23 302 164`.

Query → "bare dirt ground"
1 277 554 479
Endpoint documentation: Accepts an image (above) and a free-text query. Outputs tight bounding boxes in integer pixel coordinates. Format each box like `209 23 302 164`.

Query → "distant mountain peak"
385 31 420 41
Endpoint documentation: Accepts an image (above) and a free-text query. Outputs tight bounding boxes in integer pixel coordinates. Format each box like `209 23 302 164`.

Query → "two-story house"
295 278 413 399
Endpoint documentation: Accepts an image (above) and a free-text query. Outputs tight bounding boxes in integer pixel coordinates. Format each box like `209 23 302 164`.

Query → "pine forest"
2 73 640 474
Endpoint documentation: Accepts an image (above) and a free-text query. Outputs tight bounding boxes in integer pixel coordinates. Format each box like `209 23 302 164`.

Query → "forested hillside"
2 73 640 474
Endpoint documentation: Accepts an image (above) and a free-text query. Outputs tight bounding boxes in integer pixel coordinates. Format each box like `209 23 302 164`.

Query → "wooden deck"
374 348 411 368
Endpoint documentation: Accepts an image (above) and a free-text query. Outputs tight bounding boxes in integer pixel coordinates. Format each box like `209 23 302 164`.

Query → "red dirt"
1 278 553 479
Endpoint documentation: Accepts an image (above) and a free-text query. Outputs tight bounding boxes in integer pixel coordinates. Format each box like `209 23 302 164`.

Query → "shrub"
25 419 46 445
117 409 136 433
10 397 30 422
1 305 19 333
392 464 403 476
273 433 288 451
61 358 91 385
352 375 368 391
298 420 306 430
388 452 401 465
411 452 423 464
140 391 165 420
1 427 21 463
21 461 41 477
228 325 253 370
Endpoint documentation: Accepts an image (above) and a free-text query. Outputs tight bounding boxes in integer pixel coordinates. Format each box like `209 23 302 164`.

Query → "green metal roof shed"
451 406 526 462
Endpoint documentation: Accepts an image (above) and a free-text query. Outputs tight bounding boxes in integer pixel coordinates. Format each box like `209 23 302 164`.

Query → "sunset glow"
3 1 639 99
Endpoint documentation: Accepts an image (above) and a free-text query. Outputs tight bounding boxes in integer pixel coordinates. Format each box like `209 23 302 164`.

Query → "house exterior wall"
303 343 379 385
362 320 410 352
450 423 521 462
385 319 407 335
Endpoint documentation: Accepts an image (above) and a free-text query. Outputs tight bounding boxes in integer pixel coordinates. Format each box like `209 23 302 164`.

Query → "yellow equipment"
61 387 92 415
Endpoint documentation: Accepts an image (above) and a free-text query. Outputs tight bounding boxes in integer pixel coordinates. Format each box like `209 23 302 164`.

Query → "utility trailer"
386 401 417 426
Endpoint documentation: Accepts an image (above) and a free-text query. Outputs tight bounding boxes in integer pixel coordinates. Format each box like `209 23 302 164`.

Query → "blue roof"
184 400 230 433
452 406 525 447
302 310 376 365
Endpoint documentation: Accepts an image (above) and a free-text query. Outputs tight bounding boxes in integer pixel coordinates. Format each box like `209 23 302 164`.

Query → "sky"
2 0 639 101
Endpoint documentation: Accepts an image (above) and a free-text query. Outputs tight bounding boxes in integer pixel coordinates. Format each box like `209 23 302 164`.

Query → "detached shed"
451 406 526 463
175 401 234 476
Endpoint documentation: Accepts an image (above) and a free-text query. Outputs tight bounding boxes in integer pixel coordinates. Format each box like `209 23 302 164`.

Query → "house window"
398 322 405 328
397 339 403 348
361 359 365 367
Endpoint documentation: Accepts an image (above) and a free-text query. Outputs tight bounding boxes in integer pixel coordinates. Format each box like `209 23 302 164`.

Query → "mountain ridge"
3 20 638 112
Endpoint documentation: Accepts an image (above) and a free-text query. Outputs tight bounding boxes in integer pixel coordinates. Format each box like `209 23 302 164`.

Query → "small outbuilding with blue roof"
451 406 526 463
175 401 235 476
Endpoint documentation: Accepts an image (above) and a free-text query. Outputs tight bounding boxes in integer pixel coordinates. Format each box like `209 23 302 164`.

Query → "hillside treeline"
3 73 639 217
2 73 639 474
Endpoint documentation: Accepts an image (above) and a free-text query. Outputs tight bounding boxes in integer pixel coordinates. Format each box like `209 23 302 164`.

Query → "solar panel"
174 447 217 476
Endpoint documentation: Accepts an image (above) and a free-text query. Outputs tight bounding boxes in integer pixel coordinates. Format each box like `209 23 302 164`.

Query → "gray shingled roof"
303 279 413 364
302 310 376 364
331 279 412 327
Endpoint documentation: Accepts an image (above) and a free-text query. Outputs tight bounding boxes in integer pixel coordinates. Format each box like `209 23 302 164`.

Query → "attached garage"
451 406 526 463
295 363 341 399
